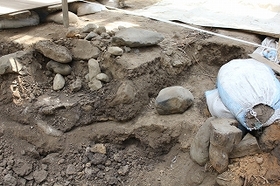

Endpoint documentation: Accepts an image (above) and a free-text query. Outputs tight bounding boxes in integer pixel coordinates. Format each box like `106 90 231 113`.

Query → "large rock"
46 11 79 24
190 117 215 166
70 39 100 60
0 51 25 75
155 86 194 115
229 133 261 158
34 40 72 63
46 60 72 75
112 27 164 47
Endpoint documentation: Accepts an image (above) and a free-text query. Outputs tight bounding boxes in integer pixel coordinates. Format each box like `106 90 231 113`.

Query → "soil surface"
1 0 280 186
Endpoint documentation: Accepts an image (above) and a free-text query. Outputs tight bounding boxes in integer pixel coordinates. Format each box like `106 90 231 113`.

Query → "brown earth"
1 0 280 186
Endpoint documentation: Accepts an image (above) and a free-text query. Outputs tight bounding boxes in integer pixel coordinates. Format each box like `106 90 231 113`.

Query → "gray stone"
12 159 33 176
111 80 136 105
35 40 72 63
118 165 129 176
96 73 110 83
210 118 242 152
3 174 17 186
69 78 83 92
88 78 102 91
41 153 59 165
91 153 107 165
95 26 107 35
190 117 215 166
155 86 194 115
229 133 261 158
77 2 107 16
46 11 78 24
66 164 77 175
33 170 48 183
82 23 98 33
209 144 229 173
46 60 72 75
108 46 123 56
53 74 65 90
71 39 100 60
112 27 164 47
0 51 25 75
88 58 101 80
84 31 98 40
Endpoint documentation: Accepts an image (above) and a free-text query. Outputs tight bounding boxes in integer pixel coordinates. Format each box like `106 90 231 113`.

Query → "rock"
53 74 66 90
77 2 107 16
33 170 48 183
90 153 107 165
88 78 102 91
0 51 25 75
155 86 194 115
71 39 100 60
46 11 78 24
209 118 242 173
112 27 164 47
66 27 81 38
85 31 98 40
118 165 129 176
46 60 72 76
210 118 242 152
12 159 33 176
259 123 280 151
3 174 17 186
82 23 98 33
69 78 83 92
41 153 59 165
108 46 123 56
111 80 136 105
216 171 244 186
96 73 110 83
229 133 261 158
0 11 39 29
190 117 215 166
89 144 107 154
34 40 72 63
95 26 107 35
88 58 101 80
66 164 77 175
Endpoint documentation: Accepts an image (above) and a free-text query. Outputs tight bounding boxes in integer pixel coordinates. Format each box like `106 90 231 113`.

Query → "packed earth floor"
1 0 280 186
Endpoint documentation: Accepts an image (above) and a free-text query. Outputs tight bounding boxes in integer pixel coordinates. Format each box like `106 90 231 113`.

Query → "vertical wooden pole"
278 38 280 62
62 0 69 28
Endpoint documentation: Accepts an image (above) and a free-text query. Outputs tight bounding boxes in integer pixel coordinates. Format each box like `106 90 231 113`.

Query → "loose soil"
1 0 280 186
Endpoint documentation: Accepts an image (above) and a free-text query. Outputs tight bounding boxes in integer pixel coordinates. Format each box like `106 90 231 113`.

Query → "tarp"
136 0 280 37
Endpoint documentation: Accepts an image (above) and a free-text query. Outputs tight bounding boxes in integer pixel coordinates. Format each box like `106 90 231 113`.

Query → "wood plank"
249 53 280 75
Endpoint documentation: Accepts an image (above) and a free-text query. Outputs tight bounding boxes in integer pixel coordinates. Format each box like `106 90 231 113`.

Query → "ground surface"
1 0 280 186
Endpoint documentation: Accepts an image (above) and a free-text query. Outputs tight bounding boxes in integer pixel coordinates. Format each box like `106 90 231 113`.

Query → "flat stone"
34 40 72 63
229 133 261 158
155 86 194 115
88 58 101 80
112 27 164 47
3 174 17 186
0 51 25 75
46 11 78 24
190 117 215 166
77 2 107 16
71 39 100 60
82 23 98 33
46 60 72 75
111 80 136 105
66 164 77 175
33 170 48 183
12 159 33 176
53 74 65 90
108 46 123 56
210 118 242 152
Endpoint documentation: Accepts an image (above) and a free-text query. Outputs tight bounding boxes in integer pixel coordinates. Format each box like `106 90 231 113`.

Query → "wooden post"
62 0 69 28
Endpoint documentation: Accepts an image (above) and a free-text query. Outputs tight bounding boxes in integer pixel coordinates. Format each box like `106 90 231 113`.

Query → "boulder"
46 60 72 75
34 40 72 63
155 86 194 115
112 27 164 47
53 74 65 90
70 39 100 60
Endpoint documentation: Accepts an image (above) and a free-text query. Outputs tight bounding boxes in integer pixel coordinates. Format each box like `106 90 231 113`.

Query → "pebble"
53 74 65 90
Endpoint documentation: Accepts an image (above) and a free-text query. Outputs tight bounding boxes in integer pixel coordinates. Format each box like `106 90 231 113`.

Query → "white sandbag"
217 58 280 130
205 89 235 119
0 11 39 29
